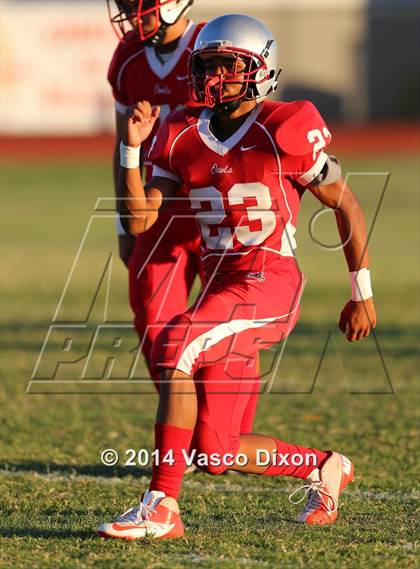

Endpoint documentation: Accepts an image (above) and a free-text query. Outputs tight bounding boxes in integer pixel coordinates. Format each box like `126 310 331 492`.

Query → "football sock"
262 438 329 479
150 423 194 499
239 382 260 434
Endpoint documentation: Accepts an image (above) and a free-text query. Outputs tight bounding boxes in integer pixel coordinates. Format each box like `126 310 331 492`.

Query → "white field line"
1 469 418 502
172 553 268 566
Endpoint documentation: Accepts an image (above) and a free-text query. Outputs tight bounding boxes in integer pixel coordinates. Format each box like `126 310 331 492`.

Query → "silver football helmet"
189 14 279 109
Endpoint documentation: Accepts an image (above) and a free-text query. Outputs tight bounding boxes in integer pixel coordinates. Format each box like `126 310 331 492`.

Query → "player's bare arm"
118 101 179 234
309 178 377 342
114 110 136 267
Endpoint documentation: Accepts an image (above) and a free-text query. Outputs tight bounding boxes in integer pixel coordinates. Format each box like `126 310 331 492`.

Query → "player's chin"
141 23 157 35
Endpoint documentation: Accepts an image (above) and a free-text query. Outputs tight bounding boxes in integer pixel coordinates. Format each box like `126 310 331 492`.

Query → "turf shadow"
0 527 95 540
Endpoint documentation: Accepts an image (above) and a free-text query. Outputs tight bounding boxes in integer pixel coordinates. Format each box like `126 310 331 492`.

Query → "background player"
107 0 261 431
97 13 377 539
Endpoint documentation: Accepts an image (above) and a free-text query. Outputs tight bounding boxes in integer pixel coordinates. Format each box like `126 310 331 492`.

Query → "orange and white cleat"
96 490 184 539
289 452 354 525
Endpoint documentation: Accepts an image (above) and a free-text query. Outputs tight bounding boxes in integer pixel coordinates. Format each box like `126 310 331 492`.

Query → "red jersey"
108 21 205 163
149 99 332 275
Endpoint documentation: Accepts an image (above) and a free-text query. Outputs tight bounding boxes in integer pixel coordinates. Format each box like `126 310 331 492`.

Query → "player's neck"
210 100 258 142
156 18 189 54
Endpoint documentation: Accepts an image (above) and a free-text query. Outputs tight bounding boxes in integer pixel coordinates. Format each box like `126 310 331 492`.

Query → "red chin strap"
203 73 250 109
204 76 222 108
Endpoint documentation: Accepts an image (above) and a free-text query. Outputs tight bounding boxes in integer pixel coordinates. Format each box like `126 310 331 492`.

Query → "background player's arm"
118 101 180 235
308 178 377 341
114 109 136 267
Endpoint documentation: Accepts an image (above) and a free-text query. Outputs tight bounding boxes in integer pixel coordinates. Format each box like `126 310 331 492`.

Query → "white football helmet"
138 0 194 44
189 14 279 110
107 1 193 44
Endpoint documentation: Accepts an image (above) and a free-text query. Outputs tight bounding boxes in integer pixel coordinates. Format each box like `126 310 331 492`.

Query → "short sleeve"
288 150 330 186
107 42 130 108
309 155 342 187
274 101 333 187
148 118 182 184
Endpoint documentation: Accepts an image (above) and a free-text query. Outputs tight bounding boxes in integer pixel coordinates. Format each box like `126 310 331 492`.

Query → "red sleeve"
107 41 129 107
108 30 142 108
148 111 187 184
274 101 332 186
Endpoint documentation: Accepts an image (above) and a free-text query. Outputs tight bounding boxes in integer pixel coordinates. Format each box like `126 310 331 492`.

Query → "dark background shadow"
366 0 420 119
277 0 419 121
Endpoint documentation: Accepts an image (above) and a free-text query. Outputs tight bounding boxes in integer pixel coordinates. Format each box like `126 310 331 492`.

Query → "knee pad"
150 314 192 374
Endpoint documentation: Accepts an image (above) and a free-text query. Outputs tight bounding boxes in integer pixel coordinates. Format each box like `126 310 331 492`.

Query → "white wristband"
120 142 141 169
349 268 373 301
116 215 127 235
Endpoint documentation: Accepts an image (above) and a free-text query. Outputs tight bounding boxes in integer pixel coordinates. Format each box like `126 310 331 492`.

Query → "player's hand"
123 101 160 147
338 298 377 342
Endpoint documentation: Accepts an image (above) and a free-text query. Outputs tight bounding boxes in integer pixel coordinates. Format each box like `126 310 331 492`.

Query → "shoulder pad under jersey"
266 100 331 156
108 30 144 86
148 107 199 160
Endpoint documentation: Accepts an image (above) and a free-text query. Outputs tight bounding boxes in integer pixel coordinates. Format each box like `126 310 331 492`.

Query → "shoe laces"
288 481 337 513
117 500 157 525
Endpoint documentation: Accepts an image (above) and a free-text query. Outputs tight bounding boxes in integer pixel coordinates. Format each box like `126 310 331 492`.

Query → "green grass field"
1 154 418 568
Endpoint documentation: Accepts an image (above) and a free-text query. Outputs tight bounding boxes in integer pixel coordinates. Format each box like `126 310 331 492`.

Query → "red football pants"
150 258 304 473
128 210 261 433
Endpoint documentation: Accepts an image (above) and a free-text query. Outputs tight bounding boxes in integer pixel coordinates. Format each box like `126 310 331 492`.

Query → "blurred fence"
1 0 419 135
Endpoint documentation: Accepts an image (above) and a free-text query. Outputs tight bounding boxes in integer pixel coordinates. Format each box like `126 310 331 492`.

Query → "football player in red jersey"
107 1 261 433
97 14 377 539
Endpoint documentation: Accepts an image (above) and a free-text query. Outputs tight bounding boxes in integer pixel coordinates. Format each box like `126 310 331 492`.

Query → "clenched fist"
338 297 377 342
123 101 161 147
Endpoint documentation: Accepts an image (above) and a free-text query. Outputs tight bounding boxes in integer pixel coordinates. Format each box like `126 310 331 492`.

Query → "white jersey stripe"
169 123 197 171
144 21 195 79
116 48 145 93
197 105 262 156
176 274 304 375
114 100 129 115
254 121 296 256
298 151 328 186
152 165 182 184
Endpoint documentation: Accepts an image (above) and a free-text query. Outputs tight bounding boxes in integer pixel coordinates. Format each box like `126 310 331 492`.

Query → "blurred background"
1 0 419 137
